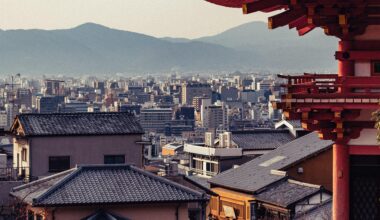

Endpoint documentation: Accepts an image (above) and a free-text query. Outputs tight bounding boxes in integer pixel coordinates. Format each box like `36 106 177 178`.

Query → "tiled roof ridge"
254 176 288 195
128 166 207 199
11 168 75 192
32 166 84 205
270 170 287 176
231 129 290 134
34 164 207 206
287 179 322 189
254 178 324 208
294 198 332 218
17 112 135 117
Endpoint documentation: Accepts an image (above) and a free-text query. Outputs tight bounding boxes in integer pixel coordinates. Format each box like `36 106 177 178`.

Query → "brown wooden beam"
268 9 305 29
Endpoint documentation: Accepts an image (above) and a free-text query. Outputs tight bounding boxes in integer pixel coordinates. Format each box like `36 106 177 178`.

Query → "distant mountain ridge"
0 22 338 75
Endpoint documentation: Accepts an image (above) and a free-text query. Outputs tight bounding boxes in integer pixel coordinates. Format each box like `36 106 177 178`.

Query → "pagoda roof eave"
206 0 244 8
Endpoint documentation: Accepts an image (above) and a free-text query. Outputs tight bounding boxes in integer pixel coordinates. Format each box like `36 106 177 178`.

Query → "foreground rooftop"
11 164 208 207
11 112 144 137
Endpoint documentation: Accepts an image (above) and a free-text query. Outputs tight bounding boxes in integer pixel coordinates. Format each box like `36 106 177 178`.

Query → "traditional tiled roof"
12 112 144 137
294 199 332 220
209 132 333 193
254 179 322 208
11 165 208 207
231 130 294 150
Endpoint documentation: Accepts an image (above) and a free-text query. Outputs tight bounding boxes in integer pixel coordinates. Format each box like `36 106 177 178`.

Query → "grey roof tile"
255 179 321 207
11 165 207 206
14 112 144 136
232 130 294 150
295 199 332 220
209 132 333 193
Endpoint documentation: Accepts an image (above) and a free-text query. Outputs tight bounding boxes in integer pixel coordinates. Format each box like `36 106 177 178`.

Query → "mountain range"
0 22 338 75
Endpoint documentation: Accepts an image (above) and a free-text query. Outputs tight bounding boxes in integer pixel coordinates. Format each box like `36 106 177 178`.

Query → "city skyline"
0 0 270 39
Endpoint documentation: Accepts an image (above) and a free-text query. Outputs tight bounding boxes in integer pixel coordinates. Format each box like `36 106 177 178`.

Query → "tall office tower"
181 82 212 105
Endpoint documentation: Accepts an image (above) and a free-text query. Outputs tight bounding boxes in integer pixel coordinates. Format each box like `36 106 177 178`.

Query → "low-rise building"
10 112 144 178
10 164 209 220
208 132 333 219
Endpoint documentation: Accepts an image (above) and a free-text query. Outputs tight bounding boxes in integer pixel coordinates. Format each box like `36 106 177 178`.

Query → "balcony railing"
279 73 380 98
0 167 37 182
275 74 380 110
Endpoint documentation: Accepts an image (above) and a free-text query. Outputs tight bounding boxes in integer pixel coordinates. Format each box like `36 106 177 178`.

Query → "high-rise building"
220 86 239 102
201 105 228 132
181 82 212 105
93 81 105 95
5 103 18 129
0 110 8 130
16 88 32 109
36 96 64 114
44 79 64 96
140 108 173 133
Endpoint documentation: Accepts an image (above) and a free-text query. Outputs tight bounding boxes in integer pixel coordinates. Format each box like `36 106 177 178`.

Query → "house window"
21 148 27 162
49 156 70 172
36 214 43 220
372 61 380 75
104 155 125 164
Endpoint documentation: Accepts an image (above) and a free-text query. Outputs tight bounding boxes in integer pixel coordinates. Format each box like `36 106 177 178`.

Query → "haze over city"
0 0 270 38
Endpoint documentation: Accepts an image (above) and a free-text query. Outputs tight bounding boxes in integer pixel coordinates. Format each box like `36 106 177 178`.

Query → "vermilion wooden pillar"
333 142 350 220
333 40 353 220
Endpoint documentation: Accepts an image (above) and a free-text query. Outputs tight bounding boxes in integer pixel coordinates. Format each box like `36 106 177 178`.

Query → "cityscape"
0 0 379 220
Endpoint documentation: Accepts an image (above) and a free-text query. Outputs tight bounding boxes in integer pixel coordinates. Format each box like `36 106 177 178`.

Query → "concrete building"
44 79 64 96
181 82 212 105
182 132 251 178
36 96 64 113
220 86 239 102
0 111 8 130
201 105 227 132
140 108 173 133
16 88 32 109
240 90 259 103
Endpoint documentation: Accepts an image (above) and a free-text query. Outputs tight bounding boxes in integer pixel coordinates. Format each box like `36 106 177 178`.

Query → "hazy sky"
0 0 270 38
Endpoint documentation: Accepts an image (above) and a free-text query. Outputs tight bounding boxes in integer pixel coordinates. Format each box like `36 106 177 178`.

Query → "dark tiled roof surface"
232 130 294 150
295 199 332 220
186 175 210 189
209 132 333 193
10 169 75 204
255 179 321 207
15 112 144 136
12 165 207 206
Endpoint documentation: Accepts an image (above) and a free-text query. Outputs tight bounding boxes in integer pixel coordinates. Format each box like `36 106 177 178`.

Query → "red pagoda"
206 0 380 219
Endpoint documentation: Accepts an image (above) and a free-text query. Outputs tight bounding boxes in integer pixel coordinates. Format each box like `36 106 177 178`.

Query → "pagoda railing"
279 73 380 101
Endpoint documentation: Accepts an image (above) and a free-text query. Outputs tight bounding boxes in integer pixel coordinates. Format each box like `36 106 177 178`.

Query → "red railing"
279 73 380 99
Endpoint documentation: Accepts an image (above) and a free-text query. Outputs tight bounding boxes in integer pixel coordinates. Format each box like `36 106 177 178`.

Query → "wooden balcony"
275 73 380 110
274 73 380 140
